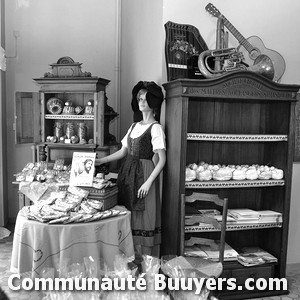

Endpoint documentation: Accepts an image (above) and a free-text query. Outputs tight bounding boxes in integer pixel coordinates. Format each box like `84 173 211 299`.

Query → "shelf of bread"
187 133 288 142
185 222 282 232
45 114 94 120
185 161 284 188
185 179 285 189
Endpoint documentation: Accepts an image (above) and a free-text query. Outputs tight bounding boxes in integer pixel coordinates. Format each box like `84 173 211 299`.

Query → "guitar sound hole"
249 49 261 60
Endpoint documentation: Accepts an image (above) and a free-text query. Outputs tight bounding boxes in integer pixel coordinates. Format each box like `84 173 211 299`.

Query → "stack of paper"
184 239 238 261
228 209 260 223
237 246 278 266
257 210 282 223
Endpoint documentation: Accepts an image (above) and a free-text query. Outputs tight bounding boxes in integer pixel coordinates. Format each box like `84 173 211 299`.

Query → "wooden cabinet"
161 71 299 299
15 57 119 163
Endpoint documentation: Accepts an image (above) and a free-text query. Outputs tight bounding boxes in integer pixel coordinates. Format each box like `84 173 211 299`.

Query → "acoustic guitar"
205 3 286 82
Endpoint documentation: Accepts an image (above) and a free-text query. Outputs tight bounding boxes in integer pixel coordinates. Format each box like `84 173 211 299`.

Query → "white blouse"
121 122 166 152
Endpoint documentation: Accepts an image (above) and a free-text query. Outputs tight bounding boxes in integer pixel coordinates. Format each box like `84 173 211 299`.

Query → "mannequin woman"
96 81 166 256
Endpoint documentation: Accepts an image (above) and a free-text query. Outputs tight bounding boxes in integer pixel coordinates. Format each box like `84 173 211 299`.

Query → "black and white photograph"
0 1 300 299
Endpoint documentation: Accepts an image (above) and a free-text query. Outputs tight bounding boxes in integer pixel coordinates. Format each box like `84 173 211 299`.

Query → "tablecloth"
10 206 134 278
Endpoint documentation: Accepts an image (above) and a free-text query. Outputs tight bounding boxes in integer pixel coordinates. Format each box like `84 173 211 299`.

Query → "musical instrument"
198 48 275 80
164 21 208 81
205 3 285 82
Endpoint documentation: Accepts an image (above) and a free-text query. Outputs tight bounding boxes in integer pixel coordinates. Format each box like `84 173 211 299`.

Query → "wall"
5 0 120 220
120 0 164 138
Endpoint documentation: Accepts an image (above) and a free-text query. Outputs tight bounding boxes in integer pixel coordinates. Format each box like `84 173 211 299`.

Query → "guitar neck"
221 15 254 53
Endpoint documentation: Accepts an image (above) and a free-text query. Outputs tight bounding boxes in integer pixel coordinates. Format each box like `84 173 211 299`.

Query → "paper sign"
69 152 96 187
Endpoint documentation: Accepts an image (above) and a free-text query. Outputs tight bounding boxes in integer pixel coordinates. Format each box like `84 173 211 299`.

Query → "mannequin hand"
95 158 106 166
137 181 152 198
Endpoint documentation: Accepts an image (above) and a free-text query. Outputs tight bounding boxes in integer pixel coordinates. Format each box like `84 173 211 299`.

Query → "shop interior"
1 0 300 299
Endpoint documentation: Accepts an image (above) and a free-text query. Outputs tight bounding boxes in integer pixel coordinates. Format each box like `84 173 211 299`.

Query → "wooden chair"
180 193 229 300
182 192 229 264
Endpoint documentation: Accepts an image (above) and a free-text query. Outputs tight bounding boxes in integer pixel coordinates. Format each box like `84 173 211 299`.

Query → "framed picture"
69 152 96 187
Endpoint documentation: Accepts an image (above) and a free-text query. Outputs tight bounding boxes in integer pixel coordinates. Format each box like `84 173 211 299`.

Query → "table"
10 206 135 278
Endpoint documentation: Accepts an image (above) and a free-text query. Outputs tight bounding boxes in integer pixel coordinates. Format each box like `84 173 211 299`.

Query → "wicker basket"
87 186 118 211
59 185 118 211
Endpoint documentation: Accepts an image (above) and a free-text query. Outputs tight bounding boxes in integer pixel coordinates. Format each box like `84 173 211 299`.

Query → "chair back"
184 192 228 264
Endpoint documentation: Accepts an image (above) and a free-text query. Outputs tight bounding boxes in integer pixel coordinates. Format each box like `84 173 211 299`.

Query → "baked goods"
213 167 233 181
246 167 259 180
232 167 246 180
185 167 197 181
185 161 283 182
197 169 212 181
271 167 284 180
258 166 272 180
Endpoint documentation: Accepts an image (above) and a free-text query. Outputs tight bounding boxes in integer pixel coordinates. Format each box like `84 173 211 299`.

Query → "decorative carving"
44 56 92 78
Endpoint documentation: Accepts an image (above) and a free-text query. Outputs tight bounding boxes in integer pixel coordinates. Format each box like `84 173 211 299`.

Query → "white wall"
120 0 164 138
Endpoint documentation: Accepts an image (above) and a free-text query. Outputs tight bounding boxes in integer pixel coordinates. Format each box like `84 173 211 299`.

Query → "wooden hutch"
161 71 299 299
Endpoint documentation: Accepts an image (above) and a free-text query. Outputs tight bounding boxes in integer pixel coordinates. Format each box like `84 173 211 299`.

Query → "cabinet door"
15 92 41 144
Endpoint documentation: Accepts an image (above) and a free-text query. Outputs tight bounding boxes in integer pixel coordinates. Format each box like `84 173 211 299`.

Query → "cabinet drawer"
221 269 232 279
232 265 273 286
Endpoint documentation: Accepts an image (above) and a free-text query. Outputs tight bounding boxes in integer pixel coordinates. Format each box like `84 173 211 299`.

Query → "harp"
164 21 208 81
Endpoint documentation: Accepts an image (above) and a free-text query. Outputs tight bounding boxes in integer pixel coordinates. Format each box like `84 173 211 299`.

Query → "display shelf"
45 114 94 120
185 222 282 232
187 133 288 142
161 72 300 299
185 179 285 189
42 142 97 148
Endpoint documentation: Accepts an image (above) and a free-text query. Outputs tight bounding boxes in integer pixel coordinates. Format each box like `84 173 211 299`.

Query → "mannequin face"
138 92 152 113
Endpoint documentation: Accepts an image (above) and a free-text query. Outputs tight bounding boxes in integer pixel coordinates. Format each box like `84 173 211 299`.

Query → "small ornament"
71 135 79 144
50 136 58 143
84 100 94 115
75 105 84 115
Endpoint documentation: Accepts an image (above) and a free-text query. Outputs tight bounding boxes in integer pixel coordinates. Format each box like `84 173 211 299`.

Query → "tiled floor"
0 224 300 300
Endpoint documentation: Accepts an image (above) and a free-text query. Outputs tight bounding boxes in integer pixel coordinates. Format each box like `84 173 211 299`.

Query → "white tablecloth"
10 206 134 278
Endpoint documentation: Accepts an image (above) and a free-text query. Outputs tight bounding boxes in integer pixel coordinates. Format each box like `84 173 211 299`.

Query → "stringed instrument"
205 3 286 82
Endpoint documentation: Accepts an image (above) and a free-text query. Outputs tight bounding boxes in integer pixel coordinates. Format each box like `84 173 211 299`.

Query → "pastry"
245 167 259 180
232 167 246 180
186 167 197 181
258 166 272 180
213 167 233 181
271 168 284 180
197 169 212 181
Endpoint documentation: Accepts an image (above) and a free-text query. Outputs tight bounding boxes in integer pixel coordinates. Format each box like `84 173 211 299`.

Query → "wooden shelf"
45 114 94 120
187 133 288 142
185 222 282 232
161 72 300 299
185 179 285 189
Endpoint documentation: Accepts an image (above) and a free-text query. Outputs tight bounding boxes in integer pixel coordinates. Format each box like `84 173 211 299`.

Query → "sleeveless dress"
117 122 165 256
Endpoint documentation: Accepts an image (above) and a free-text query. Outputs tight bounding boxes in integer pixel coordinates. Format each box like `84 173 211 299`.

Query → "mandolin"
205 3 286 82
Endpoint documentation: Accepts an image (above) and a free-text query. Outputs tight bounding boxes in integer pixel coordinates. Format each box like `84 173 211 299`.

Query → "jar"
77 122 87 141
53 121 64 139
65 122 75 139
